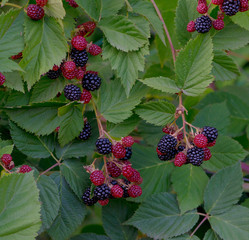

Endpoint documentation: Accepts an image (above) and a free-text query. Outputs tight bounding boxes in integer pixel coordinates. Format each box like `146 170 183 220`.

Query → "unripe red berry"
207 140 216 147
1 154 12 166
83 21 96 33
122 165 134 178
112 143 126 159
80 89 92 103
127 169 141 183
197 3 208 14
66 0 78 8
107 162 122 177
36 0 48 7
90 170 105 186
19 165 32 173
63 61 76 73
128 185 142 198
98 199 109 206
174 152 187 167
122 136 135 147
76 68 85 80
111 185 124 198
27 4 44 20
212 0 224 5
0 72 6 86
71 36 88 51
187 21 196 32
213 19 224 30
11 52 23 60
204 147 212 161
88 44 102 56
194 134 208 148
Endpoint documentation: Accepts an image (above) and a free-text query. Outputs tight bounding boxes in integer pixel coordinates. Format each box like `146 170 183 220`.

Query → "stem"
92 100 104 137
0 163 11 173
40 162 61 176
197 212 207 217
241 162 249 174
190 216 208 237
226 50 249 62
150 0 176 63
0 2 22 8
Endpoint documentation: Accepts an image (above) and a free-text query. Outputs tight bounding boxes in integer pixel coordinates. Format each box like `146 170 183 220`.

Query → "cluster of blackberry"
45 21 102 104
82 136 143 206
157 125 218 167
187 0 248 33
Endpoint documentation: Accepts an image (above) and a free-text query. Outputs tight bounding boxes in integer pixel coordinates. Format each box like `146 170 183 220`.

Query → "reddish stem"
241 162 249 174
40 162 61 176
190 216 209 237
0 163 11 173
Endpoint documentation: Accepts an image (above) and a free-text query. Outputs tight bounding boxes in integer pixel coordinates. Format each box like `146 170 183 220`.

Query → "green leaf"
204 229 222 240
232 11 249 31
48 173 87 240
44 0 66 19
204 163 243 215
212 50 240 81
212 22 249 50
60 160 91 198
31 76 66 103
175 34 214 96
0 144 14 157
0 58 23 73
101 0 125 18
107 114 140 138
126 193 199 239
20 16 67 89
9 122 54 159
209 206 249 240
58 105 84 146
71 233 110 240
0 173 41 240
3 71 24 93
102 39 149 96
37 175 60 231
135 101 175 126
131 144 175 202
129 0 165 45
75 0 101 21
98 15 148 52
6 107 63 136
172 235 200 240
202 136 247 172
241 199 249 208
98 81 147 124
139 77 180 94
102 199 138 240
172 165 209 213
175 0 199 46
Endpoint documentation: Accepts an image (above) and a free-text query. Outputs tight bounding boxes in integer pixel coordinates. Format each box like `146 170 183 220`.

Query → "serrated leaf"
126 193 199 239
48 173 87 240
101 0 124 18
107 114 140 138
0 173 41 240
172 165 209 213
139 77 180 94
98 81 147 124
9 122 54 159
212 22 249 50
212 50 240 81
58 105 84 146
71 233 111 240
3 71 24 92
75 0 101 21
131 144 174 202
20 16 67 89
60 160 90 198
98 15 148 52
135 101 175 126
175 0 199 46
204 163 243 215
175 34 214 96
44 0 66 19
102 199 138 240
6 107 64 136
129 15 151 38
232 11 249 31
0 144 14 157
31 76 66 103
202 136 247 172
129 0 165 45
204 229 222 240
209 206 249 240
172 235 200 240
0 58 23 73
102 39 149 95
37 175 60 231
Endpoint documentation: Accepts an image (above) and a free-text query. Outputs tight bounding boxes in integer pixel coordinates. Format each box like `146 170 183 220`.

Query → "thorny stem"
92 100 104 137
40 162 61 176
0 2 22 8
0 163 11 173
150 0 176 63
190 215 209 237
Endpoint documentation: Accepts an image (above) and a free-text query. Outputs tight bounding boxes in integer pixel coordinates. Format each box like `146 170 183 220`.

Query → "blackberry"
111 180 118 185
187 147 205 166
120 147 132 160
177 145 185 153
121 185 129 198
70 48 88 67
96 138 112 155
94 184 111 200
82 187 98 206
202 126 218 143
63 84 81 101
122 178 131 185
195 16 212 33
157 148 176 161
79 121 91 140
47 69 61 79
157 134 177 154
82 73 101 91
222 0 240 16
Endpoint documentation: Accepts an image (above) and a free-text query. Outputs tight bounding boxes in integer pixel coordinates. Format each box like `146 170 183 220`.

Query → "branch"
190 215 209 237
241 162 249 174
40 162 61 176
150 0 176 63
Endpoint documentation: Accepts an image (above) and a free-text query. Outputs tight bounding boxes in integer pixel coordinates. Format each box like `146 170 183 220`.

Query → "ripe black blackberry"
82 188 98 206
202 126 218 143
63 84 81 101
187 147 205 166
82 73 101 91
96 138 112 155
94 184 111 200
157 134 177 154
157 148 177 161
47 69 61 79
79 121 91 140
177 145 185 153
70 48 88 67
195 15 212 33
121 185 129 198
111 180 118 185
222 0 240 16
120 147 132 160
